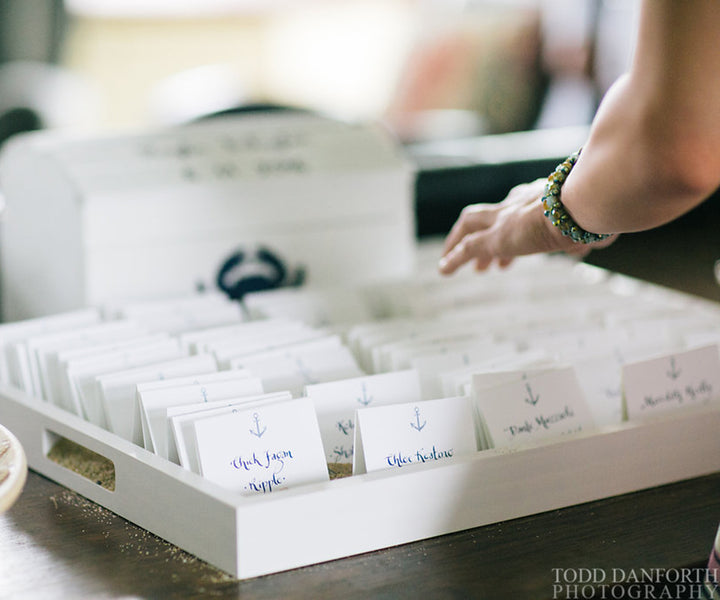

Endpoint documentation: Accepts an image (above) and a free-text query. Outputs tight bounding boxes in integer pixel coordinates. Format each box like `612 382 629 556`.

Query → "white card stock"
168 392 292 472
354 396 477 474
474 367 596 448
97 354 218 444
137 371 264 459
622 345 720 421
64 336 184 427
305 369 421 464
193 397 329 494
230 337 362 397
0 308 100 392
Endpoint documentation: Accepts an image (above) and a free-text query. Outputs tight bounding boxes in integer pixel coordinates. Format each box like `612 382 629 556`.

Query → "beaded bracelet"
541 150 611 244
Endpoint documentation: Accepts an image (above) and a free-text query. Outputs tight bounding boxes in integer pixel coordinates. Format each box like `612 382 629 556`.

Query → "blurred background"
0 0 639 142
6 0 720 301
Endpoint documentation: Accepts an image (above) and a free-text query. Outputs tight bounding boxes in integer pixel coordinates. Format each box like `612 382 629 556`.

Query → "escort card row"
2 254 720 497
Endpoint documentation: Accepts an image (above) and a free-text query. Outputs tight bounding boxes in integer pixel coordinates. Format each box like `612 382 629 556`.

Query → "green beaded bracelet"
541 150 611 244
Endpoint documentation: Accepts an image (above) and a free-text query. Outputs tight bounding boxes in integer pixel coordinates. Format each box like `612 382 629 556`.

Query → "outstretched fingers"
442 204 499 256
439 230 495 275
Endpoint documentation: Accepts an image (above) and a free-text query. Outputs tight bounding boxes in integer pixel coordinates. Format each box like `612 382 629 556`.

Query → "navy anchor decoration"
216 245 305 301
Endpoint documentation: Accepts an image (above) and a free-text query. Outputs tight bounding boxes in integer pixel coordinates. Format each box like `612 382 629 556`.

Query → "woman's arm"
440 0 720 276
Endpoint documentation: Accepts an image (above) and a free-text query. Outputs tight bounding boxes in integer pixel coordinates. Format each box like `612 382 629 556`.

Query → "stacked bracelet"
541 150 611 244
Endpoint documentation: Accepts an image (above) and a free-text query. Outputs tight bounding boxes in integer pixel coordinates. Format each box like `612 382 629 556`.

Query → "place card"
211 326 328 369
305 369 421 464
97 354 218 444
179 317 302 354
410 342 516 400
168 392 291 471
23 320 147 405
243 286 375 327
193 397 329 494
571 354 623 427
137 371 264 459
0 308 100 392
474 367 596 448
229 336 362 397
439 349 552 398
622 345 720 421
109 292 243 334
64 336 184 426
353 395 477 474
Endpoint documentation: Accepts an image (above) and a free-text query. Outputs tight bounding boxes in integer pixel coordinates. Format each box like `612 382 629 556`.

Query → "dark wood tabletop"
2 468 719 600
0 458 720 600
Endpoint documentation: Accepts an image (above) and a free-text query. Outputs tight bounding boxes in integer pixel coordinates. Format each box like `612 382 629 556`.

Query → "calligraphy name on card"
353 396 477 474
193 398 328 495
168 392 292 472
473 367 596 448
622 345 720 421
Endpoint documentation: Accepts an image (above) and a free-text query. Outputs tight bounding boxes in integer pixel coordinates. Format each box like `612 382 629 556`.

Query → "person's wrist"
541 150 611 244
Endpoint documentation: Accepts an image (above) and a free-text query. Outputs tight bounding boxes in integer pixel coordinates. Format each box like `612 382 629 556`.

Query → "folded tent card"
136 369 263 459
353 395 477 475
229 336 363 398
192 396 329 495
168 391 293 474
472 366 596 449
305 369 422 465
622 345 720 421
64 336 186 428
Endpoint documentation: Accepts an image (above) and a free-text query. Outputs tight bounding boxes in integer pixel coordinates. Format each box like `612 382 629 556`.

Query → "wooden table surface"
1 460 718 599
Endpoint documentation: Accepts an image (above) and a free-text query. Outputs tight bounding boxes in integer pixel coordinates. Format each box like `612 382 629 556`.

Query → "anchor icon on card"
524 383 540 406
356 382 373 406
249 413 267 438
666 356 682 380
410 406 427 432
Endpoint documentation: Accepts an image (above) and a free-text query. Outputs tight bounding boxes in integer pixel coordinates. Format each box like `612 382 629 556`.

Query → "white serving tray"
2 381 719 579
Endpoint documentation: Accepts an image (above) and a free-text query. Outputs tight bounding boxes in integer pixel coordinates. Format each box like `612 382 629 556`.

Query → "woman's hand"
438 178 617 275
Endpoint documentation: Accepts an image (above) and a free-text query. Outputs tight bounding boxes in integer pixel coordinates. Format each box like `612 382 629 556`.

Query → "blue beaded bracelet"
541 150 611 244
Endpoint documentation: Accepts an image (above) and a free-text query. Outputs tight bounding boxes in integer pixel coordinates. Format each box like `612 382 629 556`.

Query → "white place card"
305 369 421 464
353 396 477 474
179 318 301 354
471 367 559 448
64 336 184 426
571 354 623 428
0 308 100 392
410 342 518 400
243 286 375 327
230 337 362 397
97 354 218 444
169 392 292 472
193 397 329 494
137 372 264 459
211 326 327 369
54 333 172 413
24 320 146 405
439 349 552 399
110 292 241 330
474 367 596 448
622 345 720 421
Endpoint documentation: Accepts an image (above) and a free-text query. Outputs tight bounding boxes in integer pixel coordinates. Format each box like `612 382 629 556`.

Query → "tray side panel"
0 386 242 577
232 410 720 578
